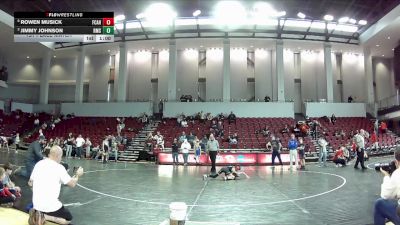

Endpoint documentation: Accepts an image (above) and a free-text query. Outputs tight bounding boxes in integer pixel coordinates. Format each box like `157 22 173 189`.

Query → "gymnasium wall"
304 102 366 117
60 102 152 117
0 39 396 108
373 57 396 101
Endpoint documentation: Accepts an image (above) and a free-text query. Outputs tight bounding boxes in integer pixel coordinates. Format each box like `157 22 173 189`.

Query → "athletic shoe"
28 208 46 225
203 174 207 180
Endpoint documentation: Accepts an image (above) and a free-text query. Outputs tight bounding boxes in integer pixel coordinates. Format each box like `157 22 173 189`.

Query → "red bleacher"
0 110 51 137
26 117 143 146
156 117 314 150
312 117 397 150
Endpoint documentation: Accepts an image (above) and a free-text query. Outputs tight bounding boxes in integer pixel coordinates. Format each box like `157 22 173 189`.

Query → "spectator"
262 126 270 137
101 137 109 163
85 138 92 158
370 131 379 151
193 137 201 164
16 138 45 178
318 136 328 167
179 132 187 143
206 113 213 121
28 146 84 225
39 129 45 140
227 111 236 124
267 135 283 166
14 133 20 153
333 147 346 167
311 120 320 140
264 96 271 102
331 114 336 125
0 167 15 206
181 139 191 166
207 134 219 174
186 132 195 145
298 137 306 170
199 111 206 123
374 119 379 135
200 135 208 152
156 134 164 151
66 133 74 158
380 121 388 134
373 149 400 225
2 163 21 197
75 135 85 159
146 132 154 151
171 138 179 165
288 134 299 170
181 119 188 128
216 120 224 137
34 118 40 127
348 95 353 103
217 113 225 121
281 125 290 134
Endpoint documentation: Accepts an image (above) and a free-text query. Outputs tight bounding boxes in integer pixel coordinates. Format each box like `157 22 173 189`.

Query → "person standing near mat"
267 135 283 167
28 145 84 225
288 134 298 170
206 134 219 174
354 129 367 170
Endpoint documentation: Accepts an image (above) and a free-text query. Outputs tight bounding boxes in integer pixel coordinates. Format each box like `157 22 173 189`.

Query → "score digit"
103 18 114 26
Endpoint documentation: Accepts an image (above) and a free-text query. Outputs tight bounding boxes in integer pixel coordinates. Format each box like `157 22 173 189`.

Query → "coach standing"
354 129 367 169
207 134 219 174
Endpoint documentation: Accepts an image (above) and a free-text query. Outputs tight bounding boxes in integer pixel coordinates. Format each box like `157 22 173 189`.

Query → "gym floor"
0 148 390 225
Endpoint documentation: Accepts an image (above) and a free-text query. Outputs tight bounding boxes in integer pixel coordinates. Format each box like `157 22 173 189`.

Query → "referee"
354 129 367 169
206 134 219 174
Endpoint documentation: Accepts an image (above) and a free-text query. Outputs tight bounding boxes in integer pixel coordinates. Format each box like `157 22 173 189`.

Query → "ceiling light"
349 18 356 24
214 1 247 26
297 12 306 19
200 45 203 48
324 15 334 21
53 55 56 58
338 17 349 23
276 11 286 17
250 45 254 48
392 48 395 51
376 44 380 47
136 13 145 19
387 36 391 39
382 55 385 57
252 2 284 18
142 3 177 27
107 49 111 52
26 56 30 59
114 14 126 22
192 10 201 17
358 20 367 25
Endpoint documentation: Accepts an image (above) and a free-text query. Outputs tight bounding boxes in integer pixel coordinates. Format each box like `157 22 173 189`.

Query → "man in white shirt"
28 145 83 225
181 139 191 166
354 130 367 169
75 134 85 159
374 150 400 225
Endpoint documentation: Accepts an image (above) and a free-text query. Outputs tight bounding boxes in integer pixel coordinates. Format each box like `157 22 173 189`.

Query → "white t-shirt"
76 137 85 147
30 158 72 212
181 142 191 153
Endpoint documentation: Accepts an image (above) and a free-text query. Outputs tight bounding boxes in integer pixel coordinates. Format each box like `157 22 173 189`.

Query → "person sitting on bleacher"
228 133 238 148
261 126 270 137
380 121 388 134
331 114 337 125
186 132 195 145
179 132 187 143
180 119 188 128
227 111 236 124
281 125 290 134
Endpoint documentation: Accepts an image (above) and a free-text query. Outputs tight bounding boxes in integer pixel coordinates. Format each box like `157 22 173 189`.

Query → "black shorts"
298 150 305 159
45 206 73 221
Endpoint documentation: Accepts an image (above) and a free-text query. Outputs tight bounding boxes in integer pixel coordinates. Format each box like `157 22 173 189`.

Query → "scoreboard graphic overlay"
14 12 114 43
